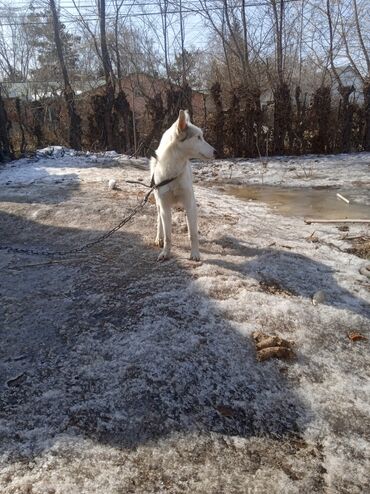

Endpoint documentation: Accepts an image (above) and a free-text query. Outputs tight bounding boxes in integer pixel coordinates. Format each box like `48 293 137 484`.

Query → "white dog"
150 109 215 261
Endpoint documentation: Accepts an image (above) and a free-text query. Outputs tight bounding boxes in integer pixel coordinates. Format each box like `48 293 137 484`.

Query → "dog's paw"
190 251 201 261
157 250 170 262
155 238 164 248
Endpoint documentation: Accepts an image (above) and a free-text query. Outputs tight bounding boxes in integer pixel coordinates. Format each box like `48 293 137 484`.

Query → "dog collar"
150 151 178 189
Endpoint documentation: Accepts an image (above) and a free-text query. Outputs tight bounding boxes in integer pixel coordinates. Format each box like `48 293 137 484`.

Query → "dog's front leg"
158 206 172 261
185 201 200 261
155 206 164 247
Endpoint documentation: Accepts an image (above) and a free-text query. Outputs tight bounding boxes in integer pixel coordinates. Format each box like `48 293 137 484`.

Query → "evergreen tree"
25 5 80 84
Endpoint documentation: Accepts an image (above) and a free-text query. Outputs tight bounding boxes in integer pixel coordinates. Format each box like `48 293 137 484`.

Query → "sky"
0 0 213 54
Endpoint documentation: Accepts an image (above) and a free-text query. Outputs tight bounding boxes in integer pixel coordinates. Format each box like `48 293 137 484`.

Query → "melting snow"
0 147 369 493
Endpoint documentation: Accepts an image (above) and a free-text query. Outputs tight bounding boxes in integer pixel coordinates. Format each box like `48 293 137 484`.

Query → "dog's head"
174 110 216 160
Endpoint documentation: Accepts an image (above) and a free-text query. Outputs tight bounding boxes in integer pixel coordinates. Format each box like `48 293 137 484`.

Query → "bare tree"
159 0 171 81
351 0 370 149
0 0 368 156
98 0 115 149
326 0 355 151
0 3 33 83
267 0 292 153
0 85 12 160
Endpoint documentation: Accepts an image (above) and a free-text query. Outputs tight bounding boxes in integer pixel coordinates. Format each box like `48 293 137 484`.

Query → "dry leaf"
256 335 292 351
347 331 368 342
252 331 295 361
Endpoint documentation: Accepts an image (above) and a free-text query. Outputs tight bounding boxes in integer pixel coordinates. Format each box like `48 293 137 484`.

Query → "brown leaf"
252 331 294 351
347 331 368 342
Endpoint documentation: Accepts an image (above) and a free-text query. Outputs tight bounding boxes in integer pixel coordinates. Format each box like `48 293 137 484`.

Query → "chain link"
0 187 155 258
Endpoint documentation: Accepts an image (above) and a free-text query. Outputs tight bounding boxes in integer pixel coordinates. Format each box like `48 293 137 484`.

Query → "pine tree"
25 6 80 84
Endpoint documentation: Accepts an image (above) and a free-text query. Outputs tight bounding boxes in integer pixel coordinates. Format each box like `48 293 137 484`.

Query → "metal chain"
0 187 155 258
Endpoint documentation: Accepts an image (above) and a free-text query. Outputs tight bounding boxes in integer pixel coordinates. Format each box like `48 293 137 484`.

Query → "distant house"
0 81 43 100
78 73 207 126
0 79 106 101
1 73 208 153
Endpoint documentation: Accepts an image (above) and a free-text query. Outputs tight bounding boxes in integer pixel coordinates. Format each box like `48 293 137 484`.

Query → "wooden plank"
336 193 350 204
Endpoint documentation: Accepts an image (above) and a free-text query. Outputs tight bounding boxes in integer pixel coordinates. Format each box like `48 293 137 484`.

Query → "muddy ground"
0 152 370 493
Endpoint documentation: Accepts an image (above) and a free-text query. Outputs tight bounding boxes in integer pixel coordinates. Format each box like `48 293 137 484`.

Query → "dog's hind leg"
155 206 164 248
184 200 200 261
157 206 172 261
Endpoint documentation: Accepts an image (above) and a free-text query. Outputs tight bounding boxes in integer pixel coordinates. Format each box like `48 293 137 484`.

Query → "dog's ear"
184 109 191 123
177 109 188 132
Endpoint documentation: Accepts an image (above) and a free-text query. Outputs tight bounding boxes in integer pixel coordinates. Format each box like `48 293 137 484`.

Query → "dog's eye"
198 136 201 140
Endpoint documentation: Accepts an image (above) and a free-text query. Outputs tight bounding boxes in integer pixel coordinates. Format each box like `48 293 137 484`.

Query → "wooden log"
304 218 370 225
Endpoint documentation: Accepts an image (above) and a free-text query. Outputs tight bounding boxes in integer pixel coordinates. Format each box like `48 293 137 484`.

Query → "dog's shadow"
201 235 370 319
1 209 311 458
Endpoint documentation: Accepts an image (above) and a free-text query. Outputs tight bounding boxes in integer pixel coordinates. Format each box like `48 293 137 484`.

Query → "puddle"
226 185 370 220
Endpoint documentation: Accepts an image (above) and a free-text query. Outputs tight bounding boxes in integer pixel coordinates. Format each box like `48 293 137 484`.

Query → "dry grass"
347 237 370 259
259 278 296 297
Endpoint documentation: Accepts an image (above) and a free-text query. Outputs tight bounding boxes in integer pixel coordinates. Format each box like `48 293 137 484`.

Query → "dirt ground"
1 152 370 493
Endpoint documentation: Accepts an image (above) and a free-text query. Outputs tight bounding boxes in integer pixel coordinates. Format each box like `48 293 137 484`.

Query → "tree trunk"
273 82 291 154
293 86 304 154
144 93 165 154
363 77 370 151
311 86 331 154
30 101 44 149
0 87 12 161
210 82 224 157
113 90 134 153
227 90 241 157
49 0 81 150
338 85 355 152
15 97 26 155
240 85 261 157
99 0 115 150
